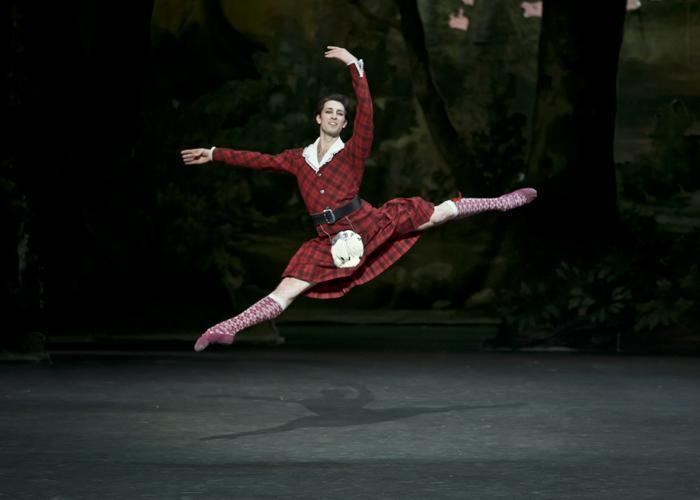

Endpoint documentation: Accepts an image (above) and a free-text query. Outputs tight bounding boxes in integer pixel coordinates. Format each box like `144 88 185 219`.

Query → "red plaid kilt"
282 197 434 299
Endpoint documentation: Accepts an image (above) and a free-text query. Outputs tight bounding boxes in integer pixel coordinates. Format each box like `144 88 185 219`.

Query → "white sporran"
330 230 364 268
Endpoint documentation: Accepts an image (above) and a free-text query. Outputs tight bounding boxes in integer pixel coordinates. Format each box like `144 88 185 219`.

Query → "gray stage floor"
2 350 699 499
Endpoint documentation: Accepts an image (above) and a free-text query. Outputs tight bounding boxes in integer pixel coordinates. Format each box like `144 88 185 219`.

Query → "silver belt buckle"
322 207 336 224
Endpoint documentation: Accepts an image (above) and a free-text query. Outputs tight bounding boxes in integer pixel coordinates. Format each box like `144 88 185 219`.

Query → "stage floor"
2 350 699 499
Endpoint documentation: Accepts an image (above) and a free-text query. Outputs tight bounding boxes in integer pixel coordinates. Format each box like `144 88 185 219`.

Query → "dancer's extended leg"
194 277 314 352
417 188 537 231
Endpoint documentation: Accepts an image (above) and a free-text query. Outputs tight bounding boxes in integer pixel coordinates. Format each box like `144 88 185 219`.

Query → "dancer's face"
316 100 348 137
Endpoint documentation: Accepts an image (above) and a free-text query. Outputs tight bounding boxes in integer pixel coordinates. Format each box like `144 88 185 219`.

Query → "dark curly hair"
314 93 351 119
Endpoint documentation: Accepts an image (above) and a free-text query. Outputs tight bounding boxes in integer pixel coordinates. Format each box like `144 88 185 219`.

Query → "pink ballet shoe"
193 327 235 352
503 187 537 210
193 296 285 352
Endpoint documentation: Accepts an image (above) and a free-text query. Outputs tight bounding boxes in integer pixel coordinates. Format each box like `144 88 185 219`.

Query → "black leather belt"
311 195 362 225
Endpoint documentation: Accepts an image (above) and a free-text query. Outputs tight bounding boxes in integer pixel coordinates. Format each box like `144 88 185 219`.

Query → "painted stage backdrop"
3 0 699 351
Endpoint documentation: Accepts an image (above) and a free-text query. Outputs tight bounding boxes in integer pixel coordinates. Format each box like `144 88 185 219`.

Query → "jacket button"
320 189 325 194
317 172 322 176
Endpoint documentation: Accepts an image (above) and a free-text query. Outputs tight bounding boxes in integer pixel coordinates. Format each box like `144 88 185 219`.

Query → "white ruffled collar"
302 137 345 172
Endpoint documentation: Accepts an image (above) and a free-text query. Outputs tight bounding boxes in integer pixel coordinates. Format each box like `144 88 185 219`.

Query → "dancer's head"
315 93 350 137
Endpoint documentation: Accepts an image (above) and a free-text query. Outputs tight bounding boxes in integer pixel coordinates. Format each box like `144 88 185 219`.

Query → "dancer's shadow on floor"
200 384 525 441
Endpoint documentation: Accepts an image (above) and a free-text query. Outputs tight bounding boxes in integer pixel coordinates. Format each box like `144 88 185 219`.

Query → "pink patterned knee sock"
194 295 284 352
451 188 537 218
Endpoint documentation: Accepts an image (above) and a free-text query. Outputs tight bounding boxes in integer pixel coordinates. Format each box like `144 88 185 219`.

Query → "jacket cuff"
347 58 364 78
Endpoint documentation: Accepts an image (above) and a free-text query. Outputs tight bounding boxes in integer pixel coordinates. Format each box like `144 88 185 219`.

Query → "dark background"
3 0 699 353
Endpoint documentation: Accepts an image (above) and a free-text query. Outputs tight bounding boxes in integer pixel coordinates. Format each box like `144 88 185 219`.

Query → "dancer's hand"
181 148 212 165
324 46 357 65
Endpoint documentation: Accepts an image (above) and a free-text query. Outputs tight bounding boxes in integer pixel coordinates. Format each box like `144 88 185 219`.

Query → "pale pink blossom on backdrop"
448 8 469 31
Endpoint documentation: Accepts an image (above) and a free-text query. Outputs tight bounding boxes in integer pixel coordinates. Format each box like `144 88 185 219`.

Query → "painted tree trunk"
527 0 627 240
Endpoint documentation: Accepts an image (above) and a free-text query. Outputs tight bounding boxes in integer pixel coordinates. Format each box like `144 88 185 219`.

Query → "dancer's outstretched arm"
324 46 373 161
181 146 296 175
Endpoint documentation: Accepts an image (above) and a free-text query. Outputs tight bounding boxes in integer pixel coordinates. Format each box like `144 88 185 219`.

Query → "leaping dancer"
181 46 536 352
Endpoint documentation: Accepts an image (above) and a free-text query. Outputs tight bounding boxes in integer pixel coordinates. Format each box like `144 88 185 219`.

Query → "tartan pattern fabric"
454 188 537 218
194 296 283 351
212 63 435 299
212 148 298 175
284 196 434 299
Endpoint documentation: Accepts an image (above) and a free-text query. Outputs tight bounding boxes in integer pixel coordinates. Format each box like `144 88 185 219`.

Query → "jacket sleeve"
212 148 296 175
347 60 373 161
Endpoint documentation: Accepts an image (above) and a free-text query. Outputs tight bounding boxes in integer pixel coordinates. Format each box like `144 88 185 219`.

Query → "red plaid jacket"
212 62 372 217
